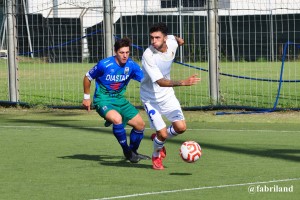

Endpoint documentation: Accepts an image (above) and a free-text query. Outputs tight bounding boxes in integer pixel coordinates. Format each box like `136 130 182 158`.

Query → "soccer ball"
179 141 202 163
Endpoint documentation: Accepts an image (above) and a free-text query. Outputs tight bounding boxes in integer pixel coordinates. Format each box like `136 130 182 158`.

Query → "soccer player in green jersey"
82 37 150 163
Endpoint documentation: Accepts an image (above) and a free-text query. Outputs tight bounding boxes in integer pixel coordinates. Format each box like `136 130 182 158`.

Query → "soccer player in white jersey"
140 23 201 170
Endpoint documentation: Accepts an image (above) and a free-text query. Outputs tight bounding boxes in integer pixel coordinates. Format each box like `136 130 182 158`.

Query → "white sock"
153 136 165 157
167 125 178 139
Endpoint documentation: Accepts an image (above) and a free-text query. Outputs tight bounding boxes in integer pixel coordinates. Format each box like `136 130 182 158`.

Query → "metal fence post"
7 0 19 102
208 0 219 105
103 0 114 57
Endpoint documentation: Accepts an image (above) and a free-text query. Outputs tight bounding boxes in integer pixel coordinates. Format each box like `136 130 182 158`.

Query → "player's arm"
82 75 92 111
132 62 144 82
156 74 201 87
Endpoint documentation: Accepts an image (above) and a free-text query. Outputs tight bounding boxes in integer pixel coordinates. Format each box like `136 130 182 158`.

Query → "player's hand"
82 99 91 112
182 74 201 86
175 36 185 46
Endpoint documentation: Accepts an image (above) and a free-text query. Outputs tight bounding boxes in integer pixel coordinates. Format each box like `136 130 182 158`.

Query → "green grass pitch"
0 108 299 200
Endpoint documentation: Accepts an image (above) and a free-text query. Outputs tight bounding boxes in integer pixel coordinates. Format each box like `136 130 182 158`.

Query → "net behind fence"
1 0 300 110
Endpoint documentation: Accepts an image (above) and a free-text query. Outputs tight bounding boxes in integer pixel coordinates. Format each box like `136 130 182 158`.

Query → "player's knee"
174 124 187 134
139 118 146 128
135 122 145 131
157 133 168 141
110 115 123 125
140 121 146 130
131 118 145 131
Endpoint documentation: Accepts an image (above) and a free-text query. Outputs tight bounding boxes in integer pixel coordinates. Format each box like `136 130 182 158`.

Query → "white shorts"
143 97 185 131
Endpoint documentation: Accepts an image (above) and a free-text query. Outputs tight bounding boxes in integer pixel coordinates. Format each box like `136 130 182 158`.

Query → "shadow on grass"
199 142 300 163
8 118 300 163
58 154 152 169
169 173 192 176
8 118 112 134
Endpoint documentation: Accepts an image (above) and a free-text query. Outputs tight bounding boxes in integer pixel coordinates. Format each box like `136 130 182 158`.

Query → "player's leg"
127 113 145 153
95 104 140 163
127 112 145 131
105 110 128 153
151 97 185 168
170 120 186 135
123 102 150 160
152 127 167 158
127 113 150 160
151 127 167 170
106 110 138 162
104 120 112 127
144 102 166 170
105 110 122 124
163 96 186 138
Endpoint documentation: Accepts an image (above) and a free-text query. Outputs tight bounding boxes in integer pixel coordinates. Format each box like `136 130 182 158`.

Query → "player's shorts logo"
102 106 108 111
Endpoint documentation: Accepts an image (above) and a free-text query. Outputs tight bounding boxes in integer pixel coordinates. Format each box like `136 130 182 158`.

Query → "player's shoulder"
167 35 177 45
167 35 176 40
98 56 115 68
126 58 139 66
143 46 156 57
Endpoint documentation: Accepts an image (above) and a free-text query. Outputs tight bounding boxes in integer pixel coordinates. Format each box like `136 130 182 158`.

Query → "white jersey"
140 35 178 103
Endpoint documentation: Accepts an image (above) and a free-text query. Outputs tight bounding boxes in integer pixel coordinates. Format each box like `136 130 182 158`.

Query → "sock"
129 129 144 153
153 136 165 157
167 125 178 139
113 124 129 154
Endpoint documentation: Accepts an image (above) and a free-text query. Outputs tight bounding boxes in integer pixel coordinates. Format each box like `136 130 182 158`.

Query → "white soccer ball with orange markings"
180 141 202 163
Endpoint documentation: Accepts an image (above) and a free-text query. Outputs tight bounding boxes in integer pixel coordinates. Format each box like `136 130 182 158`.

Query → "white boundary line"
91 178 300 200
1 125 300 133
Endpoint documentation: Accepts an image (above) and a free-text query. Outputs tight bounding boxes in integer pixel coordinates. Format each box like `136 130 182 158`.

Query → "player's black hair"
149 22 168 36
114 37 131 52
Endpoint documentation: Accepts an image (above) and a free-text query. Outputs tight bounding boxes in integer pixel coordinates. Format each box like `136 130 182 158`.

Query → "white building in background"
0 0 298 58
25 0 300 36
26 0 299 26
23 0 299 59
